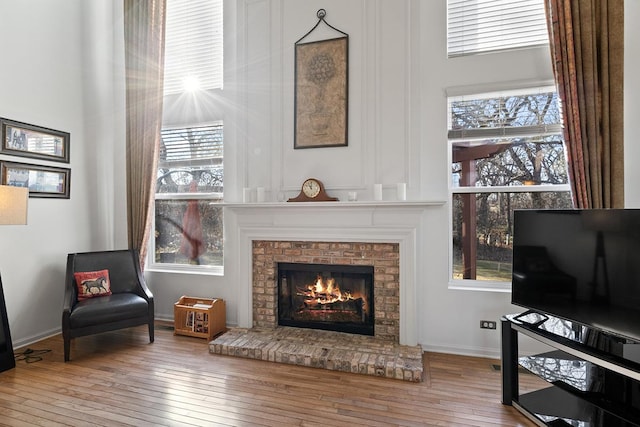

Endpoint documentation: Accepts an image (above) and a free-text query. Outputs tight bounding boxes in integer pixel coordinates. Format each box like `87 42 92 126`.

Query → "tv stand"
501 313 640 426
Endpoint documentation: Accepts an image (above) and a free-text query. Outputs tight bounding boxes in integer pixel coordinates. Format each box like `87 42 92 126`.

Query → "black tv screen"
512 209 640 342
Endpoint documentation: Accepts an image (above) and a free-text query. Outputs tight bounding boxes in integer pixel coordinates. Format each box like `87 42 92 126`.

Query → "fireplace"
229 202 437 346
277 262 375 336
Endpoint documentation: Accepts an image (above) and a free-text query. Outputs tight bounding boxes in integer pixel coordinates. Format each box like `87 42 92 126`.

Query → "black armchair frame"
62 249 154 361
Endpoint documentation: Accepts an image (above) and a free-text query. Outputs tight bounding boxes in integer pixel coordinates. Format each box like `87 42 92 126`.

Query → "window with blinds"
153 123 224 268
160 124 223 167
164 0 223 94
447 0 549 57
152 0 225 270
157 123 224 195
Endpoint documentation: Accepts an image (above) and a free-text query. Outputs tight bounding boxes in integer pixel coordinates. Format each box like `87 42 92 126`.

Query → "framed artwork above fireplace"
294 9 349 149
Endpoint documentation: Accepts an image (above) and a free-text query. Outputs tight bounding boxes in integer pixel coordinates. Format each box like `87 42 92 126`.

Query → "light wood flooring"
0 324 543 426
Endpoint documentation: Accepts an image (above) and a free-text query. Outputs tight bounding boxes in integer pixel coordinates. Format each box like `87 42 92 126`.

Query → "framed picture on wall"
0 161 70 199
294 10 349 149
0 117 70 163
295 37 348 149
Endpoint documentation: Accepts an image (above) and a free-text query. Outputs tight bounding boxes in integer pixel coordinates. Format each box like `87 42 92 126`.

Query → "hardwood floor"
0 324 542 426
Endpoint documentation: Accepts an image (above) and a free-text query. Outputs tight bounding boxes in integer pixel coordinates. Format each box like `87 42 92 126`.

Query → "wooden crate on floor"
174 296 226 341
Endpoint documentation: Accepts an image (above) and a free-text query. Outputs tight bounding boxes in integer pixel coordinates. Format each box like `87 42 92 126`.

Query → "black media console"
501 312 640 426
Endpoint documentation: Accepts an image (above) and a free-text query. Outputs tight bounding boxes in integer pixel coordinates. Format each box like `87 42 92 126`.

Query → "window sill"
145 264 224 276
448 280 512 293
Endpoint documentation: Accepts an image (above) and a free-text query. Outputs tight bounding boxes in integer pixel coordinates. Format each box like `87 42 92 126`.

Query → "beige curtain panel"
123 0 167 267
545 0 624 209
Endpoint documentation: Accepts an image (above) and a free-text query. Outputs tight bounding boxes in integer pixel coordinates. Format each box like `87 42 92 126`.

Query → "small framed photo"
1 117 70 163
0 161 70 199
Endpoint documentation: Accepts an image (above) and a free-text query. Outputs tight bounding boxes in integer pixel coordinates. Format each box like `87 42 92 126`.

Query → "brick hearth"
210 239 424 381
210 327 424 382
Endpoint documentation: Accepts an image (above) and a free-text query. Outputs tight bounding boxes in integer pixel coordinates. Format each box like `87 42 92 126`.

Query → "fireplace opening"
277 262 374 336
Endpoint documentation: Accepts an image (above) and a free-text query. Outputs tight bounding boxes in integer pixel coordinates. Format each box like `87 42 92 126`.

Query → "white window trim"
453 184 571 194
148 122 225 275
447 84 569 292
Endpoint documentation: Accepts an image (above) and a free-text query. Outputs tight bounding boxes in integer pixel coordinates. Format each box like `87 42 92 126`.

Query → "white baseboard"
12 327 61 350
421 343 501 359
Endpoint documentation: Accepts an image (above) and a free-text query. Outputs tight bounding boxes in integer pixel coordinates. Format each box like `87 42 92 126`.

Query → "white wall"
0 0 123 346
0 0 637 358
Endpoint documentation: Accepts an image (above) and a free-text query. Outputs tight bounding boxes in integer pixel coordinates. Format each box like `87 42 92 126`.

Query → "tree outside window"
449 88 573 283
153 124 224 268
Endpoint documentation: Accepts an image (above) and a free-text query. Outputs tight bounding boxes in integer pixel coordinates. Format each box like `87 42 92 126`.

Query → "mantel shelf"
223 200 446 208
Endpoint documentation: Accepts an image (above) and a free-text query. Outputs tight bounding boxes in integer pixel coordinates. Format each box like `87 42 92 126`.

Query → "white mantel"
225 200 444 346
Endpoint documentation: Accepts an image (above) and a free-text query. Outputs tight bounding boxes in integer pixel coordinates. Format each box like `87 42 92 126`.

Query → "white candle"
397 183 407 201
243 187 251 203
373 184 383 201
256 187 265 203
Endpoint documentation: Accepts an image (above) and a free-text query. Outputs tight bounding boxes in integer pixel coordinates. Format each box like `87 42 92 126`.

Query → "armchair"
62 249 154 361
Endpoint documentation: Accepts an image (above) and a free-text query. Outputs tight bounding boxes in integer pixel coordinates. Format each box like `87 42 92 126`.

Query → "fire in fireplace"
277 262 374 336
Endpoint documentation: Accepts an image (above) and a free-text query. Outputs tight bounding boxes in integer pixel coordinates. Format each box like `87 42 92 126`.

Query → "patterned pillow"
74 269 112 300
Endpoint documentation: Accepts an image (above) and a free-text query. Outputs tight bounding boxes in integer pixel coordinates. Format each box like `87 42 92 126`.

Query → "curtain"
545 0 624 209
123 0 166 267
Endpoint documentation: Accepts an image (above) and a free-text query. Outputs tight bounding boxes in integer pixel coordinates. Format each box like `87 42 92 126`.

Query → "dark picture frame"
1 117 70 163
0 161 71 199
295 37 348 149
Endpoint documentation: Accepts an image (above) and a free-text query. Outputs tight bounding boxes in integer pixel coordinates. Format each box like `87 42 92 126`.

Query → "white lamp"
0 185 28 225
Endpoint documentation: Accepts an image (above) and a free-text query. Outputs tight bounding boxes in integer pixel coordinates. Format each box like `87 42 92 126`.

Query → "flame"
297 274 358 305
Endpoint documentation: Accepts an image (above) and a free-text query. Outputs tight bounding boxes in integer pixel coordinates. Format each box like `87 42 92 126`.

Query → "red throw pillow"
74 269 112 300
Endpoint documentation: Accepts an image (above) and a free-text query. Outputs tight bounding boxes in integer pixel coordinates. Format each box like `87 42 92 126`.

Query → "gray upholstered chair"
62 249 154 361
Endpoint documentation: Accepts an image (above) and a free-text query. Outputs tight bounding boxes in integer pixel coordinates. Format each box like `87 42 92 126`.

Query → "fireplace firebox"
277 262 374 336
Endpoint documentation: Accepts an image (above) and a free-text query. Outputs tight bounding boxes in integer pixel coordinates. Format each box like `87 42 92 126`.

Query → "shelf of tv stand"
511 320 640 381
501 313 640 427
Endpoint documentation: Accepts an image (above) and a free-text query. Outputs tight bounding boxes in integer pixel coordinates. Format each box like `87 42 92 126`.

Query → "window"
449 87 572 286
151 0 224 271
447 0 549 57
154 124 224 267
164 0 223 94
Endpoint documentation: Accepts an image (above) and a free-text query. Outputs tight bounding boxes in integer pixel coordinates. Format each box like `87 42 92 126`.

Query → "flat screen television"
512 209 640 343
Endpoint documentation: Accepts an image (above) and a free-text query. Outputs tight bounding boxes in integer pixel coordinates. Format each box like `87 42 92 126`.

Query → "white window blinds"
159 123 223 168
447 0 549 57
164 0 223 94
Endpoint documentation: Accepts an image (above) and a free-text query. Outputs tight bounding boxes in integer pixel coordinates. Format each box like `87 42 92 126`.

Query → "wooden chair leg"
148 322 154 343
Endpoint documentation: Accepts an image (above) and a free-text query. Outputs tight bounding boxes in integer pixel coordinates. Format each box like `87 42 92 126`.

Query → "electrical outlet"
480 320 497 329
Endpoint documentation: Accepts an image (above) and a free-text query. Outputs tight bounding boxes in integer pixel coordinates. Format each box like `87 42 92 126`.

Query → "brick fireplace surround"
209 202 441 381
252 240 401 342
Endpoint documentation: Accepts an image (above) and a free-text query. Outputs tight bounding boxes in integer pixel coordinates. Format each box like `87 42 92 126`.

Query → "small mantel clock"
288 178 338 202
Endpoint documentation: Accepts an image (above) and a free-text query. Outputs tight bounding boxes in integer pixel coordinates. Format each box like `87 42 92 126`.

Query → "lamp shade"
0 185 28 225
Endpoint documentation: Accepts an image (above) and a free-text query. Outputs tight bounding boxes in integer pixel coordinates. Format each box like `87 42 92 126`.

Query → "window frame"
147 0 225 275
447 85 571 291
147 121 225 275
